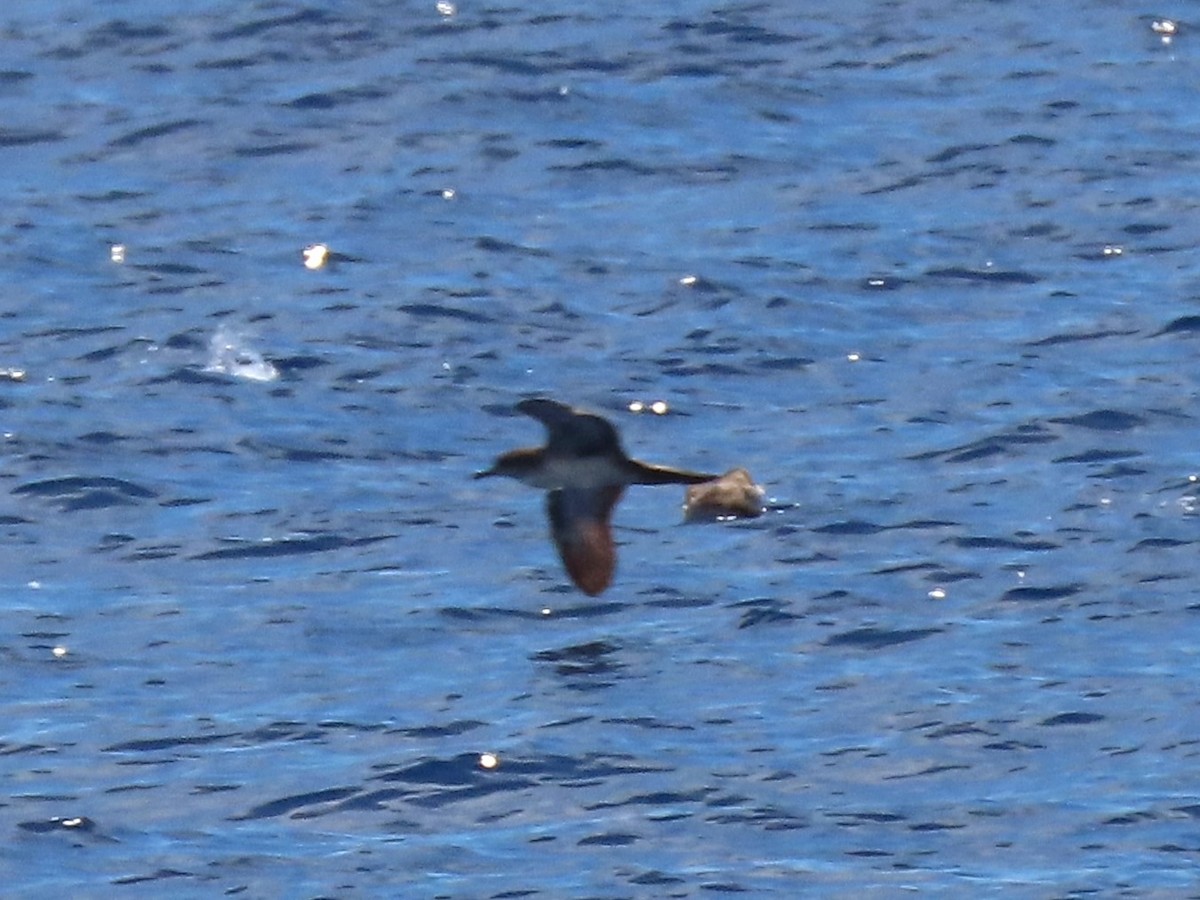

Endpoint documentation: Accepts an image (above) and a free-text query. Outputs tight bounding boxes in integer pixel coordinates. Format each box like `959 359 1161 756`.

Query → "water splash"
204 327 279 382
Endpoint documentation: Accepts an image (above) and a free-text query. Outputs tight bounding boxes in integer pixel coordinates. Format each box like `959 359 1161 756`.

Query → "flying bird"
476 398 719 595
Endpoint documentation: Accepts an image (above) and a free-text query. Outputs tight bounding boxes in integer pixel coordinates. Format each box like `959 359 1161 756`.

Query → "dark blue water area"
2 0 1200 895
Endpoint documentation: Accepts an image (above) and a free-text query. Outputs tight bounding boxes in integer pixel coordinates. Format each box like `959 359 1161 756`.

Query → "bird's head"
473 448 542 482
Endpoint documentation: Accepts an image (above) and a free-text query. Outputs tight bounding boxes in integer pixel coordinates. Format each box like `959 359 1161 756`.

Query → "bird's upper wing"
518 398 619 457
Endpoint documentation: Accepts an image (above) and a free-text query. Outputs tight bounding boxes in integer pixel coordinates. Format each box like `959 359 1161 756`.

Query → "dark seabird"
476 398 719 595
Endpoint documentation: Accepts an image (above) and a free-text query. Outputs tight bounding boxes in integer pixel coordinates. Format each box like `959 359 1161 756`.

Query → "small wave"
191 533 388 561
13 476 157 511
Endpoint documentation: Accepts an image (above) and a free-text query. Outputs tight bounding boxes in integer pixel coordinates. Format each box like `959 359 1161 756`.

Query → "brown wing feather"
547 486 623 595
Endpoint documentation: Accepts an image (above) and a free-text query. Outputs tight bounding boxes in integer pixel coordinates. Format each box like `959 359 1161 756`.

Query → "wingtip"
558 531 615 595
515 396 570 420
563 552 614 596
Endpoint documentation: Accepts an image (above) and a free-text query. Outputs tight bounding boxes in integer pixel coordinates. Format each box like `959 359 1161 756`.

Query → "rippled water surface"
3 1 1200 896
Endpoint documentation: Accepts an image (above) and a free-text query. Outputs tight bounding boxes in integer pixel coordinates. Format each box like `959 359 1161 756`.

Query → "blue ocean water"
2 0 1200 895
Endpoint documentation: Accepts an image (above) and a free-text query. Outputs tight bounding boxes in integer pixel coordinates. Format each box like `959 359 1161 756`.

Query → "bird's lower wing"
547 486 623 596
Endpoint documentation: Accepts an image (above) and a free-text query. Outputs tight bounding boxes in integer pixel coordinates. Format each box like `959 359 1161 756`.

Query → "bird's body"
490 451 631 492
476 399 718 595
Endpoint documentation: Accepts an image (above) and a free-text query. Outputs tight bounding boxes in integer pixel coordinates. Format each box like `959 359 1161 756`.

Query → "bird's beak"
473 467 496 480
